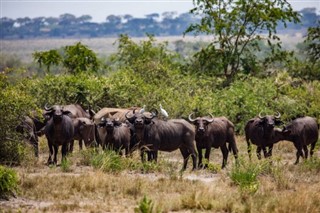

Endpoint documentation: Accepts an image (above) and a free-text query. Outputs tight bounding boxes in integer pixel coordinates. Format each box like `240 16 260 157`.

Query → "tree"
305 21 320 64
185 0 300 83
63 42 100 74
33 50 61 73
33 42 100 74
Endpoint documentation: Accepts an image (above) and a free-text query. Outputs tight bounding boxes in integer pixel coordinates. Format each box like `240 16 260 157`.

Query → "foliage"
63 42 100 74
186 0 300 83
33 49 61 73
0 165 18 199
0 72 37 164
90 150 126 173
33 42 101 75
229 159 268 193
305 21 320 64
60 158 73 173
135 195 155 213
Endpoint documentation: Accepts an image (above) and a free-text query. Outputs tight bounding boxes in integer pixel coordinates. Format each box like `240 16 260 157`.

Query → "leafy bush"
134 195 155 213
229 160 269 193
0 71 37 164
0 165 18 199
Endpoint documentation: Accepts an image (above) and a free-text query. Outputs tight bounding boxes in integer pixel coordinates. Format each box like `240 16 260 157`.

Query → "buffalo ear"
126 117 135 124
275 119 283 126
144 118 153 125
282 128 291 136
62 110 72 116
113 120 122 127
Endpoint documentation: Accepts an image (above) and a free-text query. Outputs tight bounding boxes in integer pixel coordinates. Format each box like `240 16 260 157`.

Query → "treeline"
1 7 319 39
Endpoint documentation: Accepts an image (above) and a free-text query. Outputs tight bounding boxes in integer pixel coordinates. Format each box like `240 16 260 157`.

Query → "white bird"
139 105 146 113
159 104 168 119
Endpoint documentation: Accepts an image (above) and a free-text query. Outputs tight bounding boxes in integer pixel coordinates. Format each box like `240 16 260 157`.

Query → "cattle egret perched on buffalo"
159 104 168 119
139 105 146 114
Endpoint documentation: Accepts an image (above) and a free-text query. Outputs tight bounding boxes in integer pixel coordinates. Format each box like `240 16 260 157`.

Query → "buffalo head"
125 109 157 129
44 104 71 123
188 113 214 135
98 117 122 131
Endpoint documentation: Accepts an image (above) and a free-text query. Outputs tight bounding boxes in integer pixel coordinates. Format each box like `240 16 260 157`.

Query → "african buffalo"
93 107 140 149
245 112 283 159
188 114 238 169
98 117 131 156
126 110 197 170
71 117 96 150
16 116 39 157
278 116 319 164
44 105 74 165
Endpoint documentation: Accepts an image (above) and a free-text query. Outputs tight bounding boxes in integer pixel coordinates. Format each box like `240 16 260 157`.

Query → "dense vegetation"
0 7 319 39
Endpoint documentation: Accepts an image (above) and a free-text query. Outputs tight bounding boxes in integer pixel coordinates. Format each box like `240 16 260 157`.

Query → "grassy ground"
1 136 320 212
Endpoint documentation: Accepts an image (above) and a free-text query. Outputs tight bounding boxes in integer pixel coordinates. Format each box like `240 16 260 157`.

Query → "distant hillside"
0 8 319 39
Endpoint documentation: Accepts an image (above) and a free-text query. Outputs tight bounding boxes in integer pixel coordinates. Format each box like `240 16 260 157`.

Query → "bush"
0 71 36 164
0 165 18 199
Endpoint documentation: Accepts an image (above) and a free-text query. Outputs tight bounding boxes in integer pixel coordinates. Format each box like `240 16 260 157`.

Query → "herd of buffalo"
16 104 320 170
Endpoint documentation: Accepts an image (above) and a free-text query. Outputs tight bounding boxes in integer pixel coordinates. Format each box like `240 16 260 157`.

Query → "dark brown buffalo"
245 112 283 159
60 104 96 151
98 117 131 156
188 114 238 169
16 116 39 157
126 110 197 170
44 105 74 165
71 117 96 150
93 107 140 148
278 116 319 164
63 104 93 119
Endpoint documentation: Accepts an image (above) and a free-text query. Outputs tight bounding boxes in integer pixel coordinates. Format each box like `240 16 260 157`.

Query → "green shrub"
0 165 18 199
134 195 155 213
229 160 268 193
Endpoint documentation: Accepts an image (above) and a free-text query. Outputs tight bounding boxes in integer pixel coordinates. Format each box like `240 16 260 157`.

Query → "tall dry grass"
1 136 319 212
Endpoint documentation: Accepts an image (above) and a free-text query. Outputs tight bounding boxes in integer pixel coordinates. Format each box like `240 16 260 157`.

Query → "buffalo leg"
246 138 252 160
310 142 316 157
262 146 268 158
220 144 229 169
79 139 83 150
303 145 308 159
204 147 212 169
197 146 203 168
267 144 273 158
179 148 191 171
294 142 303 165
256 146 262 160
47 142 54 165
62 143 68 162
53 145 59 165
69 140 74 153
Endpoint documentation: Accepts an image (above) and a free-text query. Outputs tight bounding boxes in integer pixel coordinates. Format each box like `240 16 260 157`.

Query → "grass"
1 136 320 212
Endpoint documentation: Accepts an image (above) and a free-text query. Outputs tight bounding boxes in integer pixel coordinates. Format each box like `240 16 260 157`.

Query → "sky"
1 0 320 23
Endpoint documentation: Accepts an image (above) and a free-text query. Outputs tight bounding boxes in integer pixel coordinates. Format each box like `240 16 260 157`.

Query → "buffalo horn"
275 111 281 119
188 113 196 122
44 103 53 111
205 113 214 123
258 112 265 119
125 110 134 120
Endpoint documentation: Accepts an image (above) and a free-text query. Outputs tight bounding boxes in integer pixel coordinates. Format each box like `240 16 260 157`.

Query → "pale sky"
1 0 320 23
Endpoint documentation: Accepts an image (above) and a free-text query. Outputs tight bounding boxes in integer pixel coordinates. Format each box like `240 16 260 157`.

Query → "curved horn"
275 111 281 119
188 113 197 122
145 109 157 119
148 108 158 117
258 112 265 119
204 113 214 123
125 110 134 120
44 103 53 111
